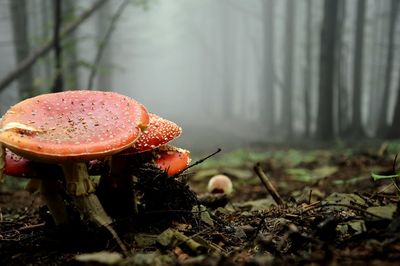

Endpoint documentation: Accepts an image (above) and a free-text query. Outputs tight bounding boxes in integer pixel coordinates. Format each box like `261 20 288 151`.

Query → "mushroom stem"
62 162 95 196
61 162 127 253
61 162 111 225
40 179 69 226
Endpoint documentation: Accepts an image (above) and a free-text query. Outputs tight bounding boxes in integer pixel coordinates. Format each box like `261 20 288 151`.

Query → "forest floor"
1 142 400 265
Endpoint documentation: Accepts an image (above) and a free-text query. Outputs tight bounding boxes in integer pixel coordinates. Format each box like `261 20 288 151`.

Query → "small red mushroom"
3 148 62 178
152 145 191 176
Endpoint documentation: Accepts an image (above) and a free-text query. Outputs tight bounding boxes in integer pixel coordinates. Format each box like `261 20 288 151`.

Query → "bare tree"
9 0 34 99
387 70 400 138
52 0 63 92
303 0 313 137
95 1 113 89
0 0 107 93
366 1 387 134
63 0 79 89
350 0 367 137
316 0 339 141
281 0 296 138
260 0 276 134
336 0 349 137
377 0 399 137
88 0 129 89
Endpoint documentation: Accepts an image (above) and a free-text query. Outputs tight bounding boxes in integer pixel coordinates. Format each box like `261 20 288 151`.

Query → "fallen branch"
0 0 107 93
254 162 284 205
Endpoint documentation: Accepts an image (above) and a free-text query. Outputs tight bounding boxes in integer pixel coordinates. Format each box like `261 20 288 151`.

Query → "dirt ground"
1 145 400 265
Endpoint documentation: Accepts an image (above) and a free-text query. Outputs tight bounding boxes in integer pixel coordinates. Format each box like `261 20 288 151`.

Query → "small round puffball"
207 174 233 195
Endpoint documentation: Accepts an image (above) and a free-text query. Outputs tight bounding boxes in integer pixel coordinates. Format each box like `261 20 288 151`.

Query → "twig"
173 148 222 177
173 230 207 254
253 162 284 205
303 202 388 220
88 0 129 88
18 222 45 231
0 0 107 93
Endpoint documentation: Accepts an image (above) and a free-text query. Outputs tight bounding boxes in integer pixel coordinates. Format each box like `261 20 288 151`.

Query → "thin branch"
173 148 222 177
0 0 107 93
87 0 129 89
254 162 284 205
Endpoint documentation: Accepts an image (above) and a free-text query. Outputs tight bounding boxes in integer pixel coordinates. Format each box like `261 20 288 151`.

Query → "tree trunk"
387 71 400 138
303 0 312 138
350 0 367 137
367 1 387 134
222 6 235 119
336 0 349 137
63 0 79 89
261 0 275 135
96 1 113 89
9 0 34 99
316 0 339 141
377 0 399 137
52 0 64 92
281 0 296 138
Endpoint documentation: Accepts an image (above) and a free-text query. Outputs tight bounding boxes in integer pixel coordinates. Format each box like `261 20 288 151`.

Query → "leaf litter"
0 145 400 265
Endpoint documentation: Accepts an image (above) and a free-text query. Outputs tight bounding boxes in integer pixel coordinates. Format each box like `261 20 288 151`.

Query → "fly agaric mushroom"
0 91 149 231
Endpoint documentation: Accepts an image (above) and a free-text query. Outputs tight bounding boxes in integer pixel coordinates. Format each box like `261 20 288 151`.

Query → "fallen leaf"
366 205 397 220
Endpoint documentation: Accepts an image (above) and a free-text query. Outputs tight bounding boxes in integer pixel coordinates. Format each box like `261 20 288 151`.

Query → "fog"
1 0 400 153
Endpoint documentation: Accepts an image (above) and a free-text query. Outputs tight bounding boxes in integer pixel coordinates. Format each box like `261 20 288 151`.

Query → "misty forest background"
0 0 400 153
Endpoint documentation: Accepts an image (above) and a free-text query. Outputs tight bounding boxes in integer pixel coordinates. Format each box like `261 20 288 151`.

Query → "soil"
1 146 400 265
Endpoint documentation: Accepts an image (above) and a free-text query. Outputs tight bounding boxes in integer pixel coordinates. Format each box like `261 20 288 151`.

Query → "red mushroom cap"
0 91 149 162
128 113 182 153
152 145 190 176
